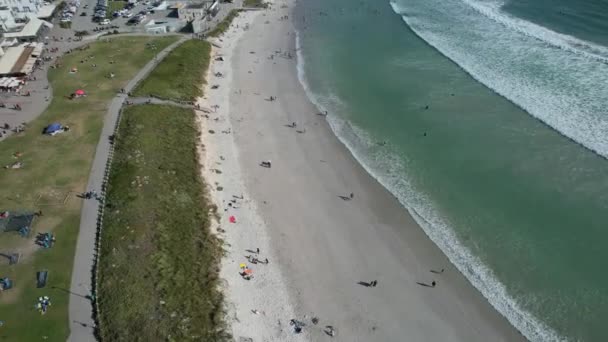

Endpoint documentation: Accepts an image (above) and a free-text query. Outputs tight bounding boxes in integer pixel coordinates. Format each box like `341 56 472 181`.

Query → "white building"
0 0 43 20
0 42 43 76
0 6 18 31
177 3 209 21
3 16 51 42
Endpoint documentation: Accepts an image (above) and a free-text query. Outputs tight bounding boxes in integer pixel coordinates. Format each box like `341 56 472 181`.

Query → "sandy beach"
199 1 526 341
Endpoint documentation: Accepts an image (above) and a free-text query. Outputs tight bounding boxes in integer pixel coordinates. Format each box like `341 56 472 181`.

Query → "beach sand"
199 1 526 341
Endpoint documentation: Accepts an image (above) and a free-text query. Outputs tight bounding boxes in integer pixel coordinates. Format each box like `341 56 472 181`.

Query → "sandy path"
198 9 308 342
202 1 526 341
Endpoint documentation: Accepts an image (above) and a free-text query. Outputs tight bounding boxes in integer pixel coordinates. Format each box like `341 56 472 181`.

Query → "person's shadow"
74 320 90 328
416 282 433 287
357 281 372 287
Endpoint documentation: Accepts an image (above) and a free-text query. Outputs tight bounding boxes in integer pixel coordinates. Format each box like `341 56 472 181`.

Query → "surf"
295 21 566 342
389 0 608 162
294 1 582 340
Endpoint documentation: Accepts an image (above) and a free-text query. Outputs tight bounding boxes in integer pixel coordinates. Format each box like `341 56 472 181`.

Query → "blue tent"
44 123 62 134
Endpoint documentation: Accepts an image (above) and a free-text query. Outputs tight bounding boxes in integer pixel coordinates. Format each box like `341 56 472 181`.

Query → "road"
67 35 188 342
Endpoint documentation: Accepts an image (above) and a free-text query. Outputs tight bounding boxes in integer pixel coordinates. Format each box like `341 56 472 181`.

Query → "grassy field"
207 9 240 38
0 36 177 341
97 105 227 341
133 40 211 102
243 0 268 8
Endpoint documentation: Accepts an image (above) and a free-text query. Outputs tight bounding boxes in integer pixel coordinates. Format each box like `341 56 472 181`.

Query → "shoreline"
201 1 525 341
293 23 550 342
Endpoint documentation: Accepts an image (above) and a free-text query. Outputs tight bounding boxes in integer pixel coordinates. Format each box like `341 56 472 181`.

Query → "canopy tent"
0 278 13 291
36 270 48 288
43 123 62 134
0 211 35 233
74 89 85 96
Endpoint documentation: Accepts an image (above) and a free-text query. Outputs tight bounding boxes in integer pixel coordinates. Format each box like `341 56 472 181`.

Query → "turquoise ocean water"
294 0 608 340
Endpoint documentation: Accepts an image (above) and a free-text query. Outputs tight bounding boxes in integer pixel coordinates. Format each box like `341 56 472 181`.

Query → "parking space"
72 0 174 33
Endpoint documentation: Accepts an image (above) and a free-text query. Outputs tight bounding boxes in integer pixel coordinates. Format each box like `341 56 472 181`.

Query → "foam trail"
296 13 567 342
461 0 608 63
390 0 608 161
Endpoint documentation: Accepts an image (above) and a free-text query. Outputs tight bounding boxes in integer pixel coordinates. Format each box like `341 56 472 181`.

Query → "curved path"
126 96 197 109
67 36 188 342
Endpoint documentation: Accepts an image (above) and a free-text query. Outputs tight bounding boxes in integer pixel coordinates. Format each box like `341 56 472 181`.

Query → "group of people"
36 296 52 315
245 254 268 264
82 190 102 201
239 247 270 280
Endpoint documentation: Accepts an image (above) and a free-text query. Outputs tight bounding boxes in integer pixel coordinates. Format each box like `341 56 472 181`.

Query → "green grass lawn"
107 1 126 18
243 0 268 8
97 105 227 341
207 10 240 38
133 40 211 102
0 36 177 342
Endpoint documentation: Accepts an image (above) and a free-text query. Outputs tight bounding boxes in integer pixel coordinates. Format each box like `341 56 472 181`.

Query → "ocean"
294 0 608 341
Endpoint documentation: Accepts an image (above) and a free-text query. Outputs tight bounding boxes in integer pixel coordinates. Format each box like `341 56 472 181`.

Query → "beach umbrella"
229 216 236 223
243 269 253 275
75 89 85 96
239 263 247 269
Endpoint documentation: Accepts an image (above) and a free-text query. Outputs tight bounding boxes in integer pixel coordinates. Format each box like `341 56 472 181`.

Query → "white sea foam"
297 5 570 341
461 0 608 63
390 0 608 161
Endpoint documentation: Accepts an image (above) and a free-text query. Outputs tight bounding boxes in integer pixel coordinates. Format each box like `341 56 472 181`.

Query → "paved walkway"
67 36 188 342
0 26 86 141
126 96 196 109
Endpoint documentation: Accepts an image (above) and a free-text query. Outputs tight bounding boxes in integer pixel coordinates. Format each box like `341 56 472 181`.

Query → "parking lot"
71 0 173 33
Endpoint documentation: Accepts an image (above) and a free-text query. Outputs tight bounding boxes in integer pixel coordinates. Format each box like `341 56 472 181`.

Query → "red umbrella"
75 89 85 96
229 216 236 223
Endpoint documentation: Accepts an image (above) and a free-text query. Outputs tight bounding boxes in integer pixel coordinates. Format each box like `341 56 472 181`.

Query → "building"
36 3 56 20
0 6 19 31
145 18 185 34
0 42 43 76
3 16 51 42
177 2 209 21
0 0 43 20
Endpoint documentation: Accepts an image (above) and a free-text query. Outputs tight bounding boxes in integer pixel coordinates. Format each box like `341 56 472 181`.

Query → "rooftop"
4 17 52 39
185 3 206 9
0 43 43 75
37 4 57 19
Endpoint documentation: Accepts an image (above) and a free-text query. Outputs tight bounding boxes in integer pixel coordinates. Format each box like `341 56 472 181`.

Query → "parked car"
100 18 111 25
80 12 86 16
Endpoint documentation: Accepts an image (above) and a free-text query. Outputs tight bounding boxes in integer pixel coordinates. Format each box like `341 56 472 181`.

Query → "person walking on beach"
370 280 378 287
350 192 354 199
431 281 436 287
